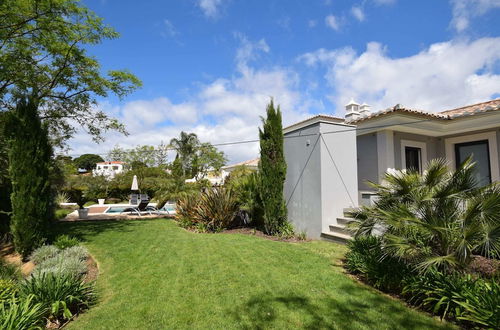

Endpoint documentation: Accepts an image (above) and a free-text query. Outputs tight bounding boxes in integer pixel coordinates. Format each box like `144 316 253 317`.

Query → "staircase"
321 208 359 244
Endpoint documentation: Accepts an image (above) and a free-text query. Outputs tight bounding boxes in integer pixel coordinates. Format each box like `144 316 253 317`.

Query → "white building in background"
92 161 126 179
185 158 260 186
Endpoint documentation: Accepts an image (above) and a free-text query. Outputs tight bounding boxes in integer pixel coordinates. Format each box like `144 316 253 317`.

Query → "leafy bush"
0 260 21 281
0 294 46 330
345 236 411 292
53 235 79 250
19 273 95 321
60 246 88 262
403 272 499 328
29 245 60 265
33 254 87 278
193 187 239 232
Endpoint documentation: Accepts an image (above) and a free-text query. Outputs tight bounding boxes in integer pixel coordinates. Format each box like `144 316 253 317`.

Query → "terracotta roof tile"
439 98 500 117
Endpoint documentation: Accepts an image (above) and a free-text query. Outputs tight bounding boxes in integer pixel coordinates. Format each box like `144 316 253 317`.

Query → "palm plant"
352 158 500 273
169 132 199 177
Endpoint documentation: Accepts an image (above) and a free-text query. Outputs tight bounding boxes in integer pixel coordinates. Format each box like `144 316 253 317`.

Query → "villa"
185 158 259 185
284 98 500 240
92 161 126 179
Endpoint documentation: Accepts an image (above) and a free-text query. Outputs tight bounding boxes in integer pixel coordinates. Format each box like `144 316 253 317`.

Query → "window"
401 139 427 174
455 140 491 186
112 166 119 170
405 147 421 173
103 166 108 169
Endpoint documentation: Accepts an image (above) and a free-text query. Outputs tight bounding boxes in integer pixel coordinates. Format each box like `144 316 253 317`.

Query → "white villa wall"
284 121 358 239
284 124 323 238
319 122 358 234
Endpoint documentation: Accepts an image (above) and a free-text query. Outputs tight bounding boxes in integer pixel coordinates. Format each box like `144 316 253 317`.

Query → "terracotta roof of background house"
348 98 500 124
223 158 260 169
439 98 500 118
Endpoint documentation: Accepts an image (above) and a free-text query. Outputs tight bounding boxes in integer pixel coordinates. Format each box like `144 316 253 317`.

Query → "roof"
283 114 346 132
223 158 260 169
96 161 125 165
439 98 500 118
348 98 500 124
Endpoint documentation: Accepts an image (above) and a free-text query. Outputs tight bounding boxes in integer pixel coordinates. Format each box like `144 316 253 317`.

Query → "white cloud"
373 0 396 5
325 15 340 31
308 19 317 28
351 6 365 22
450 0 500 32
68 37 316 163
299 38 500 113
197 0 225 19
161 19 178 38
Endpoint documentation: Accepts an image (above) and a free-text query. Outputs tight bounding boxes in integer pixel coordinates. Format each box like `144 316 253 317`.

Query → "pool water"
104 204 176 214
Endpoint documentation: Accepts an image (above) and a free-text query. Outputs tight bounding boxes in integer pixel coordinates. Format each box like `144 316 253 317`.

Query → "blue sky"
71 0 500 162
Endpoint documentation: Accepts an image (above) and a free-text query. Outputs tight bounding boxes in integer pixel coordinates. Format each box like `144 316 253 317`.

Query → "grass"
55 219 454 329
55 208 75 220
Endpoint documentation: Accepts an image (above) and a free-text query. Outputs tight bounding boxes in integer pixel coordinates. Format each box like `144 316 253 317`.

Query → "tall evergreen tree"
7 96 54 257
258 100 287 235
0 112 11 239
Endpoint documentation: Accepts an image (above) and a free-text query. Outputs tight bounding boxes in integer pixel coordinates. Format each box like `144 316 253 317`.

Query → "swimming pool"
103 204 176 214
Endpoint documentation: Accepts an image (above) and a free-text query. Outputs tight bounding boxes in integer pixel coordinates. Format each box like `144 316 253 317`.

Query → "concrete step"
321 231 352 244
343 208 360 217
336 216 360 225
328 224 351 236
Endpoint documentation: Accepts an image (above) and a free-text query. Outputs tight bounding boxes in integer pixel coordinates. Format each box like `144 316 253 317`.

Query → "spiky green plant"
19 273 95 321
352 158 500 273
194 187 239 232
0 294 46 330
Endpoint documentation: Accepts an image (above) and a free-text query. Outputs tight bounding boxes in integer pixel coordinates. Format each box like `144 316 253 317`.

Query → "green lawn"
56 219 454 329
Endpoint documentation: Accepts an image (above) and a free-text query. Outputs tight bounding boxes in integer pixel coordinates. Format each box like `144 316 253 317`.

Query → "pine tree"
258 100 287 235
7 96 54 257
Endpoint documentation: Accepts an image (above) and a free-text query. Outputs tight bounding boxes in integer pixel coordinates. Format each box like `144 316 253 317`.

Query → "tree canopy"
0 0 142 144
73 153 104 171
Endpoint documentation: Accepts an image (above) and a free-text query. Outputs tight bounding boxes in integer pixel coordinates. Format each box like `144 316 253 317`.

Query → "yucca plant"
0 294 46 330
351 158 500 273
19 273 95 322
194 187 239 232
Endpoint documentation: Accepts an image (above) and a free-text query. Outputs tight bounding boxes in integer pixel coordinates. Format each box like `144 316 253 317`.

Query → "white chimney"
345 98 360 121
359 103 371 116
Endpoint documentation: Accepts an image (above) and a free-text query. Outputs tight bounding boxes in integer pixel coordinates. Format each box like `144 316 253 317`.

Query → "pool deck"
61 204 175 222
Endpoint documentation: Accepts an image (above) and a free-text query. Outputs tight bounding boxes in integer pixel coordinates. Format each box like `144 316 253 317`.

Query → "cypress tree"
258 100 287 235
7 96 54 257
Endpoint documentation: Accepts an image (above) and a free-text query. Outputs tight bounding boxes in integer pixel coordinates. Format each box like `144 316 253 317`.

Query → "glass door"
455 140 491 186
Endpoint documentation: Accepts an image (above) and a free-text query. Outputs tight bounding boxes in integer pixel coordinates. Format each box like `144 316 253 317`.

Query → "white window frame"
445 131 499 182
401 139 427 173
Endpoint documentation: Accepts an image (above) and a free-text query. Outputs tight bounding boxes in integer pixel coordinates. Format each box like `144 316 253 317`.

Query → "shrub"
176 193 199 221
345 236 411 292
403 271 499 328
352 158 500 273
0 260 21 281
33 254 87 278
19 273 95 321
60 246 88 262
53 235 79 250
29 245 60 265
0 295 46 330
194 187 239 232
